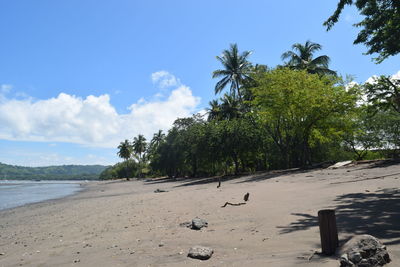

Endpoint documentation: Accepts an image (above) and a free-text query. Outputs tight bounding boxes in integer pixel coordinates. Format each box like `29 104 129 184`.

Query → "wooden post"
318 209 339 255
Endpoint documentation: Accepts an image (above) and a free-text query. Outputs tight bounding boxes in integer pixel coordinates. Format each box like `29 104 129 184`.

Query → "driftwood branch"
221 202 246 208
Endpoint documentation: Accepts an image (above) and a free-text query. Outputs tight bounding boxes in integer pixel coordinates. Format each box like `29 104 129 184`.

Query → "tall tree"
281 41 336 76
117 139 132 179
324 0 400 63
132 134 147 162
212 43 253 100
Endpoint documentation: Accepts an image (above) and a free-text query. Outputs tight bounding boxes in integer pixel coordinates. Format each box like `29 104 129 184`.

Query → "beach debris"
158 243 164 247
339 235 390 267
187 246 213 260
154 189 168 193
243 192 250 202
0 252 4 256
328 160 353 169
221 201 246 208
191 217 208 230
73 259 80 263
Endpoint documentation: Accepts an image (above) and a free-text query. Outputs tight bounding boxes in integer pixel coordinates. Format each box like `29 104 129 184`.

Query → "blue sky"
0 0 399 166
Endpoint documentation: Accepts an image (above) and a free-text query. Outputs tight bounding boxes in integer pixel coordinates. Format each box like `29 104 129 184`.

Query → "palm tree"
150 130 165 148
212 43 253 101
220 93 242 120
281 40 336 76
117 139 132 179
207 99 222 121
132 134 147 162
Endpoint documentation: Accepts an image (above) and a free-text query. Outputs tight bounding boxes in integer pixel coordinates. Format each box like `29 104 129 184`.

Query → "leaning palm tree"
212 43 253 101
132 134 147 163
117 139 132 179
281 40 336 76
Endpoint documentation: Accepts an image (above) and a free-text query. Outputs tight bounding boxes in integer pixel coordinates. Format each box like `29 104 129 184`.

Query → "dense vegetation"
102 38 400 180
0 162 107 180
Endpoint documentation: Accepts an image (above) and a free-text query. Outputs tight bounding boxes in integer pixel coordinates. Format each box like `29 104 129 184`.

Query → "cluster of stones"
339 235 391 267
181 217 213 260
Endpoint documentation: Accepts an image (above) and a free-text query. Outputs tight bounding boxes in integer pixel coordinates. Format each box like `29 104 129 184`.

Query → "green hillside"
0 162 108 180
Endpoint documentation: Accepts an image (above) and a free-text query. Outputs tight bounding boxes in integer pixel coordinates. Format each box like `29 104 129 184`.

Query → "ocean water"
0 180 83 211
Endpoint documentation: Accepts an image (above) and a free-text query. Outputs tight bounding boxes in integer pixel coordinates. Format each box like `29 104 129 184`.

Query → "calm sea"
0 180 84 211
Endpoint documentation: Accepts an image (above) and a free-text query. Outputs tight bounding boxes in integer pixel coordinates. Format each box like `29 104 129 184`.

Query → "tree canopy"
103 41 400 180
324 0 400 63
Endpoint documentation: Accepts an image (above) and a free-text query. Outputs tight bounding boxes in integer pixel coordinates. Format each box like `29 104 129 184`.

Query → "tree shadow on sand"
143 168 308 188
278 188 400 245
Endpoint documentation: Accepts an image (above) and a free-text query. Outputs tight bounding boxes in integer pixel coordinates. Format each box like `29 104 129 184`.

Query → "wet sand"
0 161 399 266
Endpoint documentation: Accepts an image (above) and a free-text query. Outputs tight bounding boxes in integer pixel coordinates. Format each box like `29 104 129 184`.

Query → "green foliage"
99 160 139 180
0 163 107 180
324 0 400 63
363 75 400 113
251 68 358 168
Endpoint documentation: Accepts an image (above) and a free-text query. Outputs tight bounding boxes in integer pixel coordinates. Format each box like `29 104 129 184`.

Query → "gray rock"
191 217 208 230
339 235 390 267
187 246 213 260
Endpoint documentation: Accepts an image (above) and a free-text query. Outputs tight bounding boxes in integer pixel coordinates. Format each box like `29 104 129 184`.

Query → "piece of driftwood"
221 202 246 208
243 192 250 202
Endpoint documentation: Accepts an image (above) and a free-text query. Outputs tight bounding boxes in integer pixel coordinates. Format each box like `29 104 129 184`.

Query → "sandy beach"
0 161 399 266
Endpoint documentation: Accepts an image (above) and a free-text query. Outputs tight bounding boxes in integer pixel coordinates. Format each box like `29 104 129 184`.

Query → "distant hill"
0 162 108 180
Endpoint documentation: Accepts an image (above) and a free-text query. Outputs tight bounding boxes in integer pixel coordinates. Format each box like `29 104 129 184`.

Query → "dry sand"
1 161 399 266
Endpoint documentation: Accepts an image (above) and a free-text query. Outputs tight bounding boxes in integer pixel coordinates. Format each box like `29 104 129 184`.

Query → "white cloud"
151 70 179 88
0 75 200 148
364 70 400 85
365 75 379 85
345 81 359 90
391 70 400 80
0 84 12 94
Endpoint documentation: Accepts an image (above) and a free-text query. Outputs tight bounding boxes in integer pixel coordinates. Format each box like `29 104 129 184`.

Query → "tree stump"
318 209 338 255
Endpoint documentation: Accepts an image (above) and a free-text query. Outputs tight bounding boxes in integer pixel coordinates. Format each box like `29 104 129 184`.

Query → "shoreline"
0 180 93 214
1 163 399 266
